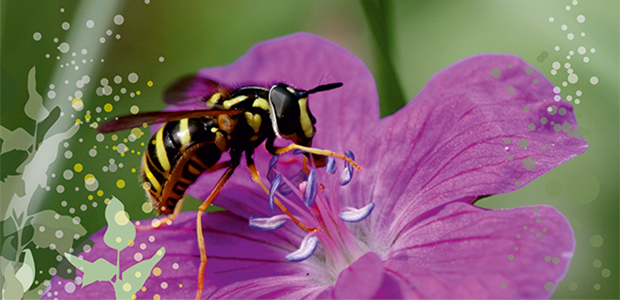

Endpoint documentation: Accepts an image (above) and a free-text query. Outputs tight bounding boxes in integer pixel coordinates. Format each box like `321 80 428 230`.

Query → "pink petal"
383 202 574 299
343 54 587 244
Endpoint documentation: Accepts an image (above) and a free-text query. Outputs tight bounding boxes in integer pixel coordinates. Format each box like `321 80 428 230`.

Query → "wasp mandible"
98 75 361 299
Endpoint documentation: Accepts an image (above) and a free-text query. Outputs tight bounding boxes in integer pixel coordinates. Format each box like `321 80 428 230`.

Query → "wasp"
98 75 361 299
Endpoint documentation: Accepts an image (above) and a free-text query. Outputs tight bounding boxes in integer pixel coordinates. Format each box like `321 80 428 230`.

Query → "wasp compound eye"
269 84 301 135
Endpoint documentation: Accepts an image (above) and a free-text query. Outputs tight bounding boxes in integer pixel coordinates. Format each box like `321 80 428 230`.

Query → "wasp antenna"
307 82 343 94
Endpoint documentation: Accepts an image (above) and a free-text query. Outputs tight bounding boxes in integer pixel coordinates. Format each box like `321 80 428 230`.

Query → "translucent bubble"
565 5 571 10
561 24 568 31
590 76 599 85
159 56 165 62
128 72 139 83
89 149 97 157
80 204 87 211
578 46 586 55
550 70 557 76
64 151 73 159
113 14 125 25
576 90 582 96
115 34 121 40
85 177 99 192
86 20 95 28
58 42 70 53
48 90 57 99
117 143 127 154
56 185 65 193
590 48 596 53
568 74 578 84
577 14 585 23
554 45 560 51
553 86 561 94
583 57 590 63
103 85 113 96
99 37 106 44
114 75 122 84
548 17 554 22
590 234 603 247
130 105 140 114
33 32 42 41
96 133 105 142
61 22 70 30
567 33 574 40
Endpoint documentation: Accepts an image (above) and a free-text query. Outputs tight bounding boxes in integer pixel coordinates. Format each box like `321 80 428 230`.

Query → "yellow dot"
130 105 140 114
116 236 122 243
131 168 136 173
137 151 141 155
153 294 160 300
93 145 97 149
179 284 183 288
75 119 81 124
124 138 128 143
131 295 136 300
147 80 153 87
131 150 135 153
85 114 91 119
84 173 95 181
74 163 83 172
113 146 117 150
136 90 141 95
141 142 145 146
71 98 84 111
127 239 134 246
112 134 118 141
142 122 148 128
91 122 98 129
141 287 146 292
123 282 132 292
88 195 93 200
97 190 104 197
117 179 126 189
121 153 125 157
142 202 153 213
104 103 113 112
153 267 162 276
135 271 142 278
115 211 130 225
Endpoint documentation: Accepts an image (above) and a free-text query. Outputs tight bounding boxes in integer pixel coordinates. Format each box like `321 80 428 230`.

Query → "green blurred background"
1 0 617 298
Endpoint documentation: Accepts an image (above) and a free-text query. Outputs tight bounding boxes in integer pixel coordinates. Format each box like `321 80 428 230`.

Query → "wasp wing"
97 109 242 133
163 76 232 106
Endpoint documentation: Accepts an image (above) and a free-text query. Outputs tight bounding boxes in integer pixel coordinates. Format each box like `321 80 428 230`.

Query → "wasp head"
268 82 342 146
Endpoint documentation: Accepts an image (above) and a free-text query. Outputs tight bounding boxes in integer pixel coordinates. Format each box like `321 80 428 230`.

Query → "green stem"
117 250 121 281
360 0 407 117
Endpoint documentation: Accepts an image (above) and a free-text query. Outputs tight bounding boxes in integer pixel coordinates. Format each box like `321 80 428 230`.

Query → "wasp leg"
274 144 362 172
195 163 237 300
245 153 317 233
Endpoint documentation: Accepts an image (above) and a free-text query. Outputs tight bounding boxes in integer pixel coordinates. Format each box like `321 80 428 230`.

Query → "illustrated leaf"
103 196 136 251
114 247 166 299
2 263 24 300
31 210 87 255
24 66 49 122
0 126 34 154
14 249 35 292
64 253 116 287
1 236 17 261
22 281 47 300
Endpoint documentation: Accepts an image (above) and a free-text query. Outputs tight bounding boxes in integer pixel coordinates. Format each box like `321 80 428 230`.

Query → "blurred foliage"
1 0 617 299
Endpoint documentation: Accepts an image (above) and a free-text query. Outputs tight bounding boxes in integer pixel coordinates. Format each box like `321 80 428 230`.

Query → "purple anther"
339 202 375 222
269 174 282 213
340 150 355 186
293 149 306 155
303 169 317 207
267 155 279 180
326 156 336 174
248 215 288 231
285 234 318 262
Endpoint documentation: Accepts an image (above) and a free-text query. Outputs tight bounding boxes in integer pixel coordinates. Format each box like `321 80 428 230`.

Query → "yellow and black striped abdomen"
141 117 228 214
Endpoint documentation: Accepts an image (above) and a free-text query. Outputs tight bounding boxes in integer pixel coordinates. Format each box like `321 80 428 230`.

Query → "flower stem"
360 0 406 117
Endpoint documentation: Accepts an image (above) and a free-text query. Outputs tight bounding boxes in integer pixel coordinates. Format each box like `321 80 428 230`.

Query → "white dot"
33 32 42 41
577 14 586 23
549 17 554 22
58 42 70 53
566 55 571 60
564 62 571 69
55 230 64 238
159 56 165 62
554 45 560 51
106 29 113 36
567 68 573 74
576 90 582 96
550 69 557 76
134 252 143 262
562 81 568 87
575 99 580 104
565 5 571 11
552 61 560 69
581 32 586 37
128 73 139 83
80 204 87 211
99 37 106 44
115 34 121 40
553 86 561 94
590 76 598 85
64 282 76 293
61 22 70 30
114 14 125 25
554 95 562 102
561 24 568 31
569 50 574 56
567 33 574 40
161 282 168 289
48 91 57 99
590 48 596 53
172 263 179 269
566 95 573 101
568 74 578 84
86 20 95 28
578 46 586 55
572 0 578 5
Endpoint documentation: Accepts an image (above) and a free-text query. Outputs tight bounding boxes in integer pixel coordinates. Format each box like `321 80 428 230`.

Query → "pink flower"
44 33 586 299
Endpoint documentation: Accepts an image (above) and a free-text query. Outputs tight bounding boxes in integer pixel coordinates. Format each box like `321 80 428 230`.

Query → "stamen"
340 150 355 186
269 174 282 213
285 233 319 262
339 202 375 222
293 149 306 155
267 156 279 179
249 215 289 231
304 169 317 207
325 156 336 174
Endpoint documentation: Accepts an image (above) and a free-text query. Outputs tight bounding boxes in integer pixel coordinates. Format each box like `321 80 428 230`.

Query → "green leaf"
23 66 49 122
14 249 35 292
22 281 47 300
0 126 34 155
30 210 87 255
1 235 17 261
103 196 136 251
114 247 165 299
2 263 24 300
64 253 116 287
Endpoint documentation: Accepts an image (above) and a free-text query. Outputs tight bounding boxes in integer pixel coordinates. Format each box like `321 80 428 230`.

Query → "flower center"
249 151 375 283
